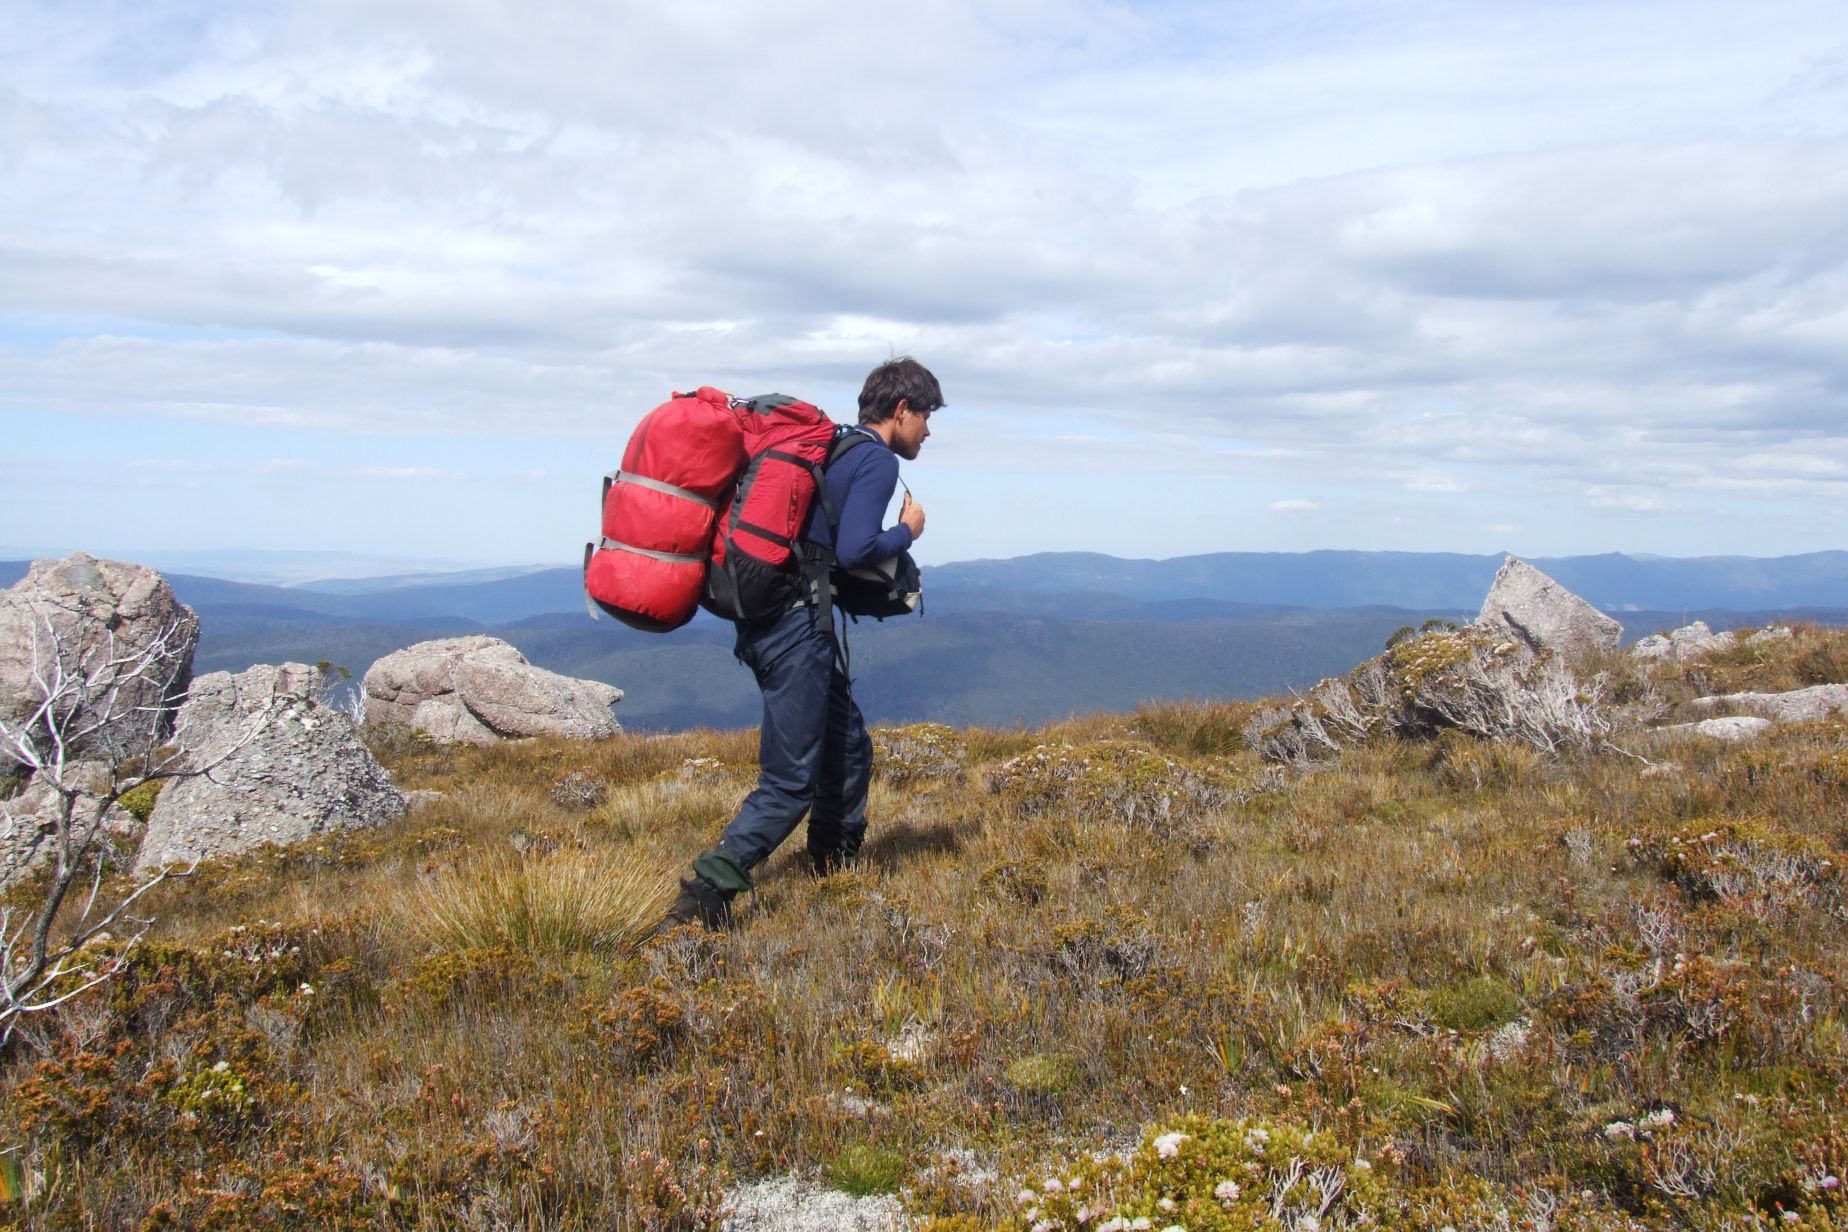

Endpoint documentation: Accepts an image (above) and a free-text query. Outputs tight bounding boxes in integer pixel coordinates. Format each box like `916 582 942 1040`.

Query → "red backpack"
584 389 837 631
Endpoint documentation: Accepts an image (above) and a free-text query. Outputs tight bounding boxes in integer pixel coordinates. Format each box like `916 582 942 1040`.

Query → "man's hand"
900 490 925 540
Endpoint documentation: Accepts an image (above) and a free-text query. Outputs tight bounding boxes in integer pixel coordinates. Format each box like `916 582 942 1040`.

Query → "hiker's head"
859 357 941 461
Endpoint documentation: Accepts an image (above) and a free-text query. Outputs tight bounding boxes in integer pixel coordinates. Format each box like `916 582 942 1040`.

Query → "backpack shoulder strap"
826 425 879 469
817 426 882 533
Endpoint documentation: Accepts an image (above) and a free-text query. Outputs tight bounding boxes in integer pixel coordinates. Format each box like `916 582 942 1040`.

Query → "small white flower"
1153 1131 1189 1159
1157 1196 1177 1212
1161 1225 1185 1232
1018 1190 1038 1205
212 1060 230 1073
1132 1219 1154 1231
1214 1180 1241 1202
1642 1109 1675 1128
1097 1219 1127 1232
1604 1121 1635 1141
1352 1159 1371 1170
1300 1217 1321 1232
1782 1213 1799 1225
298 982 315 996
1045 1178 1065 1193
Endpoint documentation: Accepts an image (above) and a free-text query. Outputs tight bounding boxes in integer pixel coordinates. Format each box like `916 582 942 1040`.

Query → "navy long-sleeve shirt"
801 426 913 570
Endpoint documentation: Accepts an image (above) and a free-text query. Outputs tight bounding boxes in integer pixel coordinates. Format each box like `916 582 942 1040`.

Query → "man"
662 357 941 929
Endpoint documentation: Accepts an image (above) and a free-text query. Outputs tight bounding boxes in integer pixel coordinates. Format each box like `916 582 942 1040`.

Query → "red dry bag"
584 387 744 632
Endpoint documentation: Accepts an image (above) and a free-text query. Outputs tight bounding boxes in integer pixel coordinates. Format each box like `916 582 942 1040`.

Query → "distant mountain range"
5 549 1845 731
929 549 1848 612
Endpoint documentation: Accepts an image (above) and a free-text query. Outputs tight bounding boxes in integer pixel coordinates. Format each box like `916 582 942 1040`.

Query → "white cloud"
347 465 456 481
1585 486 1669 513
3 0 1847 559
1403 470 1465 494
1268 499 1323 514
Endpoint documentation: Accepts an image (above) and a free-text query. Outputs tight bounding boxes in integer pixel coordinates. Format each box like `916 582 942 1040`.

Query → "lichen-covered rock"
1 762 135 892
135 663 405 873
1476 556 1622 661
363 636 622 743
1250 622 1617 763
0 553 198 766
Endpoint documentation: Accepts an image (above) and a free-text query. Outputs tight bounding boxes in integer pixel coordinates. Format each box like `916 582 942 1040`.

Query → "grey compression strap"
611 470 719 509
599 537 706 564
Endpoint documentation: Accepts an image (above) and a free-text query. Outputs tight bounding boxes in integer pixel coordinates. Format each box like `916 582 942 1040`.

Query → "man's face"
891 400 932 460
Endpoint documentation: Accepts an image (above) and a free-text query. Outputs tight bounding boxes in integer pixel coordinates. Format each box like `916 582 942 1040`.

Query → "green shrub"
823 1142 907 1196
1003 1052 1080 1095
985 740 1237 834
873 723 967 785
117 778 165 821
1427 976 1524 1031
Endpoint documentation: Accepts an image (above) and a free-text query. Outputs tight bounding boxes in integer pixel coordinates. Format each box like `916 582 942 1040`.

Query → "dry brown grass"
3 627 1846 1229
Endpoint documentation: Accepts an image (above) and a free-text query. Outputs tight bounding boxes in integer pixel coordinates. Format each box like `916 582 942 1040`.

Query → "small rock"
1631 621 1735 661
1630 633 1673 660
1689 684 1848 724
1664 716 1774 742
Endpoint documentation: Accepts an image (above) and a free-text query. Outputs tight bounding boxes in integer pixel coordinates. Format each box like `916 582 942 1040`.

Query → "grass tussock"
3 624 1847 1229
398 845 677 956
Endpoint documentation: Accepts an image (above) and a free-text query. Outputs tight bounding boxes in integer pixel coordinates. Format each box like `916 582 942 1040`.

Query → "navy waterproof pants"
710 603 872 877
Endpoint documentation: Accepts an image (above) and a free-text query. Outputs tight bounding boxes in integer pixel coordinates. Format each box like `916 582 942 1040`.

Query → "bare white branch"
0 600 244 1048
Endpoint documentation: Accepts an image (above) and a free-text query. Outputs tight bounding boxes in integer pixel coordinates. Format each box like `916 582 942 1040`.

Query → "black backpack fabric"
823 430 923 620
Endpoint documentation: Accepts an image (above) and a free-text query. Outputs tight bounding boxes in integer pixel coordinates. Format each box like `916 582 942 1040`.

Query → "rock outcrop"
0 554 199 766
1630 621 1737 661
1476 557 1622 661
135 664 404 872
1689 684 1848 725
1249 557 1626 763
363 636 623 743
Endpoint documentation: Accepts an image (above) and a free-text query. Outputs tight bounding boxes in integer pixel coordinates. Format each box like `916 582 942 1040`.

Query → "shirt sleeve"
832 445 913 570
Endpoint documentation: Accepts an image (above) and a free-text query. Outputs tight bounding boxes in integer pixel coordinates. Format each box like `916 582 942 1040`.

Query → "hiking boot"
807 848 861 877
658 877 733 931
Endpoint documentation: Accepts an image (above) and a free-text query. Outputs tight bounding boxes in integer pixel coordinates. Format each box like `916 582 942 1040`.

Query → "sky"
3 0 1847 575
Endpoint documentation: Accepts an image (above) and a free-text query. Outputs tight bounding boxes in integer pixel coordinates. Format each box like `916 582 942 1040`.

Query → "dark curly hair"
857 357 944 425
